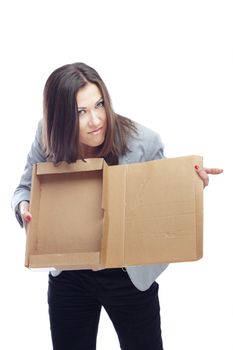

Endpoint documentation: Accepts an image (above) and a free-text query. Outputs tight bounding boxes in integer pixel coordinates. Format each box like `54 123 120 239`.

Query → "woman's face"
76 83 107 157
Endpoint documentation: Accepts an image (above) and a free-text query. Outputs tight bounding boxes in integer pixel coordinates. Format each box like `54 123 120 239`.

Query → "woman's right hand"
19 201 32 224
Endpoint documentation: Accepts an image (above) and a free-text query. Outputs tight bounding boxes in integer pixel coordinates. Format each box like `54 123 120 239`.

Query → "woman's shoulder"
29 119 47 162
36 119 43 135
129 122 163 152
119 121 164 164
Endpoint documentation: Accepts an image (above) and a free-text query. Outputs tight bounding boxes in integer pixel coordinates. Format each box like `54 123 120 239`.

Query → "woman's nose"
89 110 100 126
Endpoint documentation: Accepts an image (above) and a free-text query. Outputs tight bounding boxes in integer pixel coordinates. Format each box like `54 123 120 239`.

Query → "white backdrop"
1 1 232 349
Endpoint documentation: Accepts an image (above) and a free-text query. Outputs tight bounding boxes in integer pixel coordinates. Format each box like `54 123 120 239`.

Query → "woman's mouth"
88 127 103 135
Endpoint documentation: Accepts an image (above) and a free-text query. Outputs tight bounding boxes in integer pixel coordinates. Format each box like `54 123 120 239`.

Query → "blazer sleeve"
11 120 46 227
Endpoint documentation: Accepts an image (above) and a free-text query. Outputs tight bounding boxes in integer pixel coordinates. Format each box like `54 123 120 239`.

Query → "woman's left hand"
194 165 223 188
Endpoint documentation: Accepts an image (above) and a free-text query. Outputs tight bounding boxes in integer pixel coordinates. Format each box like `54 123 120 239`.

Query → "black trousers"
48 268 163 350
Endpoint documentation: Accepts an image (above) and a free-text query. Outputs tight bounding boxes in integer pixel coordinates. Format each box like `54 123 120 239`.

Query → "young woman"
12 62 223 350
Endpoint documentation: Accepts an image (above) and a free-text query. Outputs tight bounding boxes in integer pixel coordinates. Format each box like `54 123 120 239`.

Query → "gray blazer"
12 121 168 291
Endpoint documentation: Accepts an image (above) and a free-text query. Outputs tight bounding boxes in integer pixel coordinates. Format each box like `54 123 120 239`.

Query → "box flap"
102 155 203 266
36 158 104 175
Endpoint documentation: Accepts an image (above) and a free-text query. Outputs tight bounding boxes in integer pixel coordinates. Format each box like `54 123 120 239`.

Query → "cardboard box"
25 155 203 270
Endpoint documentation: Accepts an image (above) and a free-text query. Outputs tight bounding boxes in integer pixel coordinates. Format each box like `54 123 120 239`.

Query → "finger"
194 166 209 187
19 201 29 213
203 168 223 175
22 212 32 223
199 171 209 187
19 201 32 222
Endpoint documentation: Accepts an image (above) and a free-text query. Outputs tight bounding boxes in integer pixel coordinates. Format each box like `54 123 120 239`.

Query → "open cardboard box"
25 155 203 270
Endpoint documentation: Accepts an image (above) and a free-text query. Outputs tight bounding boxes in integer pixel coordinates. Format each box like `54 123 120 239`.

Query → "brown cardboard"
25 155 203 269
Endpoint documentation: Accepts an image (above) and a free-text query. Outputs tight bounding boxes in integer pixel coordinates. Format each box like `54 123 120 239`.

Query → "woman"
12 62 223 350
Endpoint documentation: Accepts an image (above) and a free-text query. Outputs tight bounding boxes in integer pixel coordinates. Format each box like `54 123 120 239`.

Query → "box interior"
27 168 103 268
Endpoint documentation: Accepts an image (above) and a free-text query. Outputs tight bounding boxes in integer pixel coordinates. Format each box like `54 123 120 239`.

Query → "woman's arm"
11 120 46 227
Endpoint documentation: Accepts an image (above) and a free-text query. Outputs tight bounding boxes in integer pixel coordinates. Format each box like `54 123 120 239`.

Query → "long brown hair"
43 62 137 164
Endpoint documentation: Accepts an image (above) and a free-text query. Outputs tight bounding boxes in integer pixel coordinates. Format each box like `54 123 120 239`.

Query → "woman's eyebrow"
77 106 86 110
78 97 103 110
95 97 103 106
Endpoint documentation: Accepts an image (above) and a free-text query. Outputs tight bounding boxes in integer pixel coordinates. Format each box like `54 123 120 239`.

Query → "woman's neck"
81 144 99 158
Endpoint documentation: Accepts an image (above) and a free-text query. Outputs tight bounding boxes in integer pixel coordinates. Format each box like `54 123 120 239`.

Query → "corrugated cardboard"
25 155 203 270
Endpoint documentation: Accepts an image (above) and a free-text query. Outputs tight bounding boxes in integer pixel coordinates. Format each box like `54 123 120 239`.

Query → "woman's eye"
78 109 86 117
96 100 104 108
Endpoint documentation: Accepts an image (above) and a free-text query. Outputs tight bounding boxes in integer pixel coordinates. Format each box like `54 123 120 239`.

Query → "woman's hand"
19 200 32 224
195 165 223 188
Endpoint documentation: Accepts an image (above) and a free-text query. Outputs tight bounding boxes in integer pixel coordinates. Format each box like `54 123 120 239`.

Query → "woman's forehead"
76 83 102 107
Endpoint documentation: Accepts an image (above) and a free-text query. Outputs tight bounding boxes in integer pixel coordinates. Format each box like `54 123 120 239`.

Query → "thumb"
19 201 32 222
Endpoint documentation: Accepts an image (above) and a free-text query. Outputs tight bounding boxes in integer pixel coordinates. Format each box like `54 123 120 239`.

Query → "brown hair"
43 62 137 164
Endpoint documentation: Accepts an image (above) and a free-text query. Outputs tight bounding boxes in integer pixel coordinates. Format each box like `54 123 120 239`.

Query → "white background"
1 0 232 349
